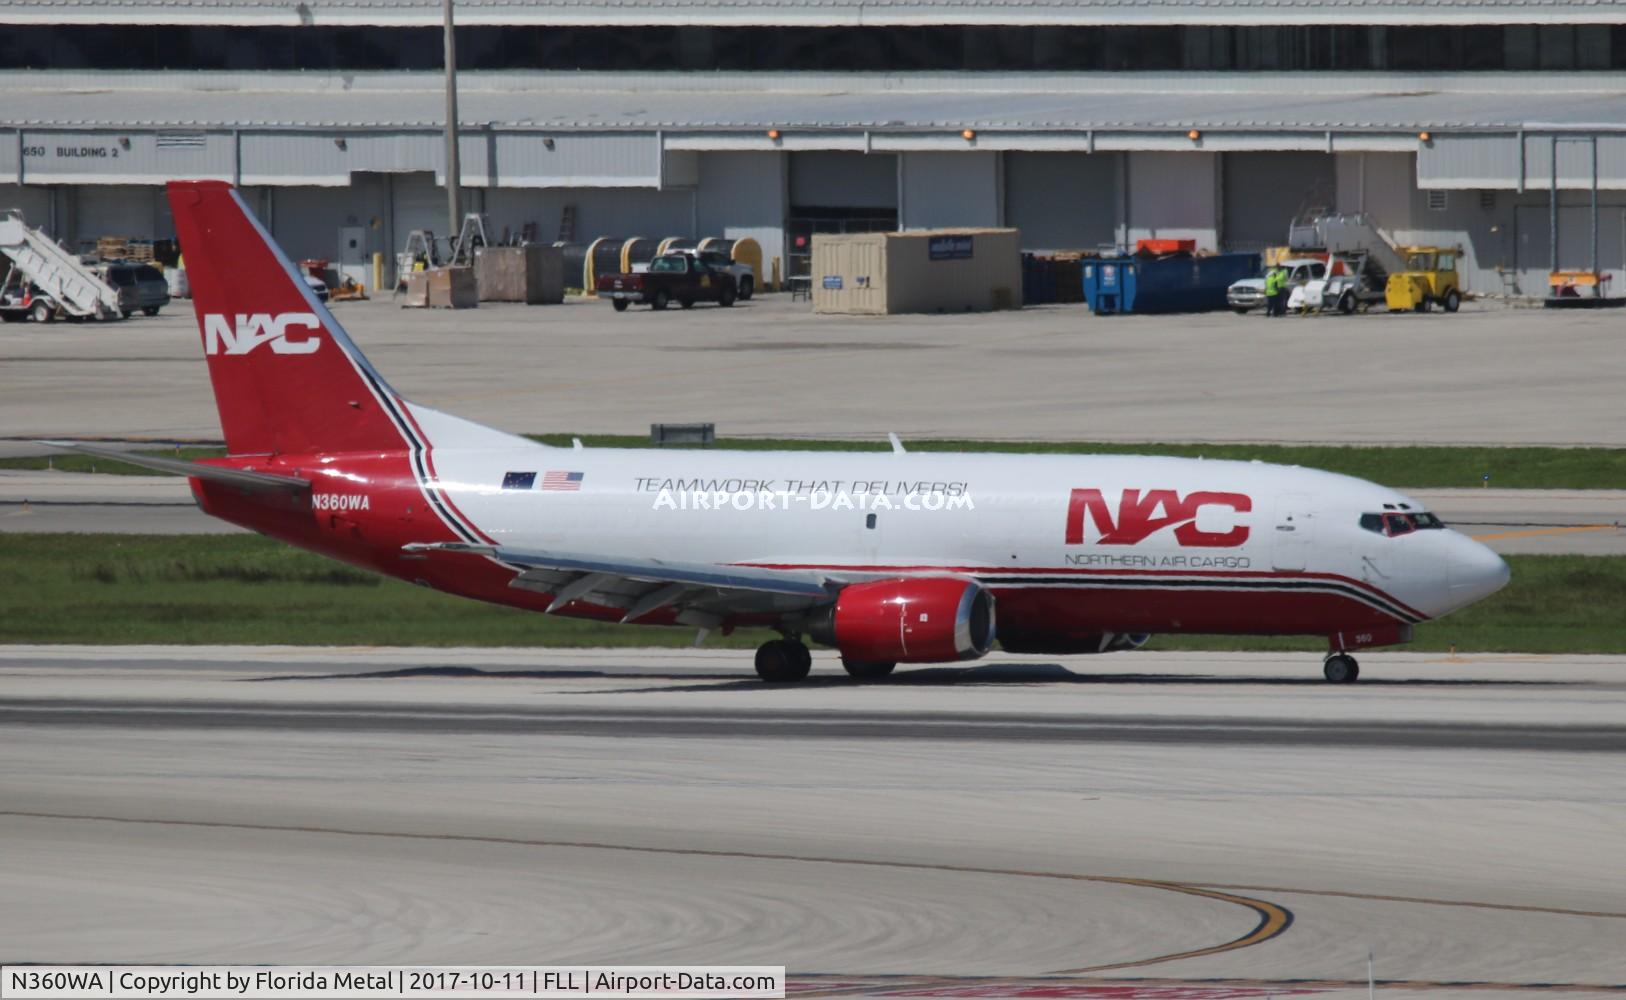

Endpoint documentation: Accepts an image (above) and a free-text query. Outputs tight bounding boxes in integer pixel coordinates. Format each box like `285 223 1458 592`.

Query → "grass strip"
4 438 1623 490
2 534 1622 654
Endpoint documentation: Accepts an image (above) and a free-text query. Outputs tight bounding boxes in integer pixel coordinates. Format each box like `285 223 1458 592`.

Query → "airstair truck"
0 209 122 322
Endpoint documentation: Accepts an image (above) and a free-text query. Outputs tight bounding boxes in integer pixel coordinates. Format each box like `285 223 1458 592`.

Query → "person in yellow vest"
1264 264 1288 318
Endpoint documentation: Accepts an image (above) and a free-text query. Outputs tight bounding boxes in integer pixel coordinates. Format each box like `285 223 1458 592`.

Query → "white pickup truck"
1227 258 1326 313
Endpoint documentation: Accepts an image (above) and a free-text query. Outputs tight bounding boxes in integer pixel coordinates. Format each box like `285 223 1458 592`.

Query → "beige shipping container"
427 266 478 309
474 244 566 304
811 228 1023 315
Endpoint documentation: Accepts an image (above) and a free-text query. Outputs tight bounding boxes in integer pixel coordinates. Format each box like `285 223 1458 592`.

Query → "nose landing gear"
1323 653 1360 684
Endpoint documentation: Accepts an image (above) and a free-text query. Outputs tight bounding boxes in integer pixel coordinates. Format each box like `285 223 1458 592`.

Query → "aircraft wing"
405 541 837 626
35 441 311 497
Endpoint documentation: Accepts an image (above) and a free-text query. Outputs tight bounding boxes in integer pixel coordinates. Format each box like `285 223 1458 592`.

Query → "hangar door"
786 152 898 278
1004 152 1117 252
1222 152 1335 251
75 186 167 244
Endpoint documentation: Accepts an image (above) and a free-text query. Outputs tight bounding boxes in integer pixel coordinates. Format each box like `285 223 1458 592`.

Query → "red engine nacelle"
808 578 996 663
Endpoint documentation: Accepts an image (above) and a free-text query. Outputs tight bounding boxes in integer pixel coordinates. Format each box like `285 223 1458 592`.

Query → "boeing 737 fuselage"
51 182 1511 684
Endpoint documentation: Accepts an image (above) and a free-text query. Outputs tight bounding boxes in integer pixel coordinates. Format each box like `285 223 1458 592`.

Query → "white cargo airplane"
48 182 1510 684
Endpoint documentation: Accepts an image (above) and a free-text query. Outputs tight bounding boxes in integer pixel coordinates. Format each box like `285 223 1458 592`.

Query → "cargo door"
1270 493 1314 572
851 238 884 313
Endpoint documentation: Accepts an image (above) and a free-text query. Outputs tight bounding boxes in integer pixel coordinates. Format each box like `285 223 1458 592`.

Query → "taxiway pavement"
3 296 1625 446
1 646 1622 999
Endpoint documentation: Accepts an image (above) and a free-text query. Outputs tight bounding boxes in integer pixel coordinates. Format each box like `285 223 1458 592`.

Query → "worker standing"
1264 264 1287 318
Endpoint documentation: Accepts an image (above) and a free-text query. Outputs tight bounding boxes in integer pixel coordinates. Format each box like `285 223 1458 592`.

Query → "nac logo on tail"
203 313 322 355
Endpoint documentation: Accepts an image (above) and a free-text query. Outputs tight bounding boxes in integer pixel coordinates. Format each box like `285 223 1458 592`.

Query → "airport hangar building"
3 0 1626 296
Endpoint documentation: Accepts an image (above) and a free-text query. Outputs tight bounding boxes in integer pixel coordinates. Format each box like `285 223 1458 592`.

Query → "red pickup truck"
597 253 738 311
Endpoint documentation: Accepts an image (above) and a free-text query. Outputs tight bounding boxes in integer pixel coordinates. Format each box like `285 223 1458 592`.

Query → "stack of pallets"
96 237 155 262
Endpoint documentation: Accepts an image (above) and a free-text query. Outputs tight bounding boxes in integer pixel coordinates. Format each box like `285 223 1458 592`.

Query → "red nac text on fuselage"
1065 488 1252 548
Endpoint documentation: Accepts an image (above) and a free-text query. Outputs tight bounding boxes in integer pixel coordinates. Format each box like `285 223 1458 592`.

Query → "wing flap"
406 541 834 600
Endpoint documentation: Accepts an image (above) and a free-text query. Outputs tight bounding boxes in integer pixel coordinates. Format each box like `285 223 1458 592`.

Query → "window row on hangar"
4 24 1626 73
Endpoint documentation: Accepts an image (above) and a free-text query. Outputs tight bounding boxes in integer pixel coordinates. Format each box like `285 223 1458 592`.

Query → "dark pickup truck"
597 253 738 311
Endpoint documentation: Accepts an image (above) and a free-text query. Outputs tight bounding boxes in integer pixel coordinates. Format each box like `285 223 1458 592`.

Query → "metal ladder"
450 212 489 266
0 209 121 319
557 204 577 243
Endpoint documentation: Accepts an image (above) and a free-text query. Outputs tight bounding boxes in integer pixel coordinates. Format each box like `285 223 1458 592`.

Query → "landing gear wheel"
755 639 812 683
1323 654 1360 684
1443 289 1461 313
612 299 629 312
841 658 896 680
652 289 670 311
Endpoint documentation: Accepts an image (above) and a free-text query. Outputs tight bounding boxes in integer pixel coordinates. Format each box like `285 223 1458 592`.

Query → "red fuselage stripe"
734 562 1427 620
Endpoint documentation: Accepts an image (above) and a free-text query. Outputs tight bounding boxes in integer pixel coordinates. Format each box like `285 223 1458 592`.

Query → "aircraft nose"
1449 533 1511 606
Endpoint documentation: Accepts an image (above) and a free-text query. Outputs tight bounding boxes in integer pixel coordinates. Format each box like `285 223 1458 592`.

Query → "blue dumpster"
1083 252 1261 315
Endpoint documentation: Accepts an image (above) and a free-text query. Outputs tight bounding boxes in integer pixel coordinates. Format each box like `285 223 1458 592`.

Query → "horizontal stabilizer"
35 441 310 496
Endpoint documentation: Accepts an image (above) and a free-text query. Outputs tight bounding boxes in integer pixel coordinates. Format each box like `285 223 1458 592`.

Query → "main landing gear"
753 638 898 682
1323 653 1360 684
755 637 812 683
841 658 896 680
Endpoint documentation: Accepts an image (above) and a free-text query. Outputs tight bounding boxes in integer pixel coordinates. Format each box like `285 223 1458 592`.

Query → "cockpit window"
1362 511 1445 536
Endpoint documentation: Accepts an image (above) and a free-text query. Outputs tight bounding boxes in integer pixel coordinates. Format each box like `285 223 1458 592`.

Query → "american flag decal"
541 470 585 492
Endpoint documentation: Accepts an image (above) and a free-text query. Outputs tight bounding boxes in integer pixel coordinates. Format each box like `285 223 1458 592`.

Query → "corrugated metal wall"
1002 152 1116 252
11 132 232 185
1419 134 1626 190
494 133 660 188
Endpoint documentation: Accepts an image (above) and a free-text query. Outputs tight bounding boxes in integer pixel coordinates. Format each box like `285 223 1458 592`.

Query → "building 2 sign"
23 144 120 160
928 235 974 261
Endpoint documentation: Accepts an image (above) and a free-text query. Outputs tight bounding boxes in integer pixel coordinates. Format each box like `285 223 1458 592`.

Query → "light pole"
442 0 461 248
